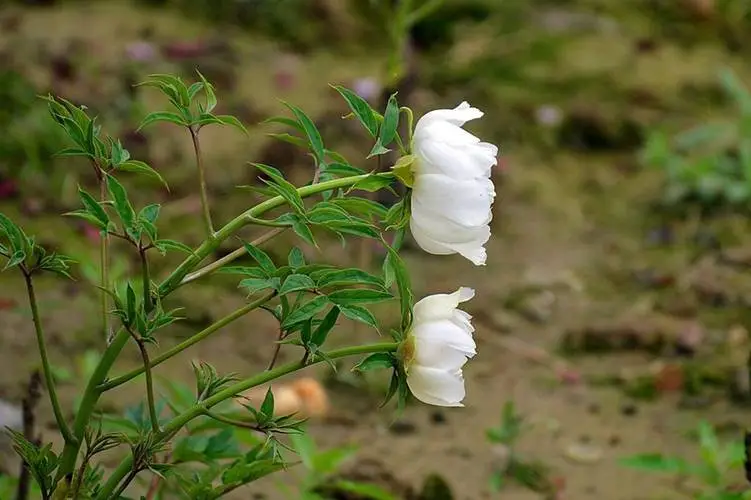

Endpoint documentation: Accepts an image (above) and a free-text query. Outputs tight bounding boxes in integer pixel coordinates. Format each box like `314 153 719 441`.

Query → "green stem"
159 173 377 295
96 342 398 499
101 292 275 390
140 248 152 314
189 126 214 237
100 179 110 342
23 273 76 444
56 173 381 482
181 227 286 286
134 337 160 433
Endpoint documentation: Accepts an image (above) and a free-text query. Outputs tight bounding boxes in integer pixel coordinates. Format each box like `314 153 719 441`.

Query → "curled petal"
414 287 475 322
415 101 484 130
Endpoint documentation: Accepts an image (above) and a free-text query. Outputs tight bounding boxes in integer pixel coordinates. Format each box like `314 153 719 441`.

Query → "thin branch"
101 291 276 390
99 176 111 343
15 371 41 500
189 126 214 237
139 247 153 314
266 327 285 371
22 273 75 443
180 228 286 286
126 328 160 434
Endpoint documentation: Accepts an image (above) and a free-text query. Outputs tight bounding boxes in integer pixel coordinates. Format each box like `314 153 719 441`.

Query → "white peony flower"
409 102 498 266
401 287 477 407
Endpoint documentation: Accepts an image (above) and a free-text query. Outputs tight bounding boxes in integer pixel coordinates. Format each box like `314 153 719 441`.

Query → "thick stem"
134 338 160 433
101 291 275 390
23 273 75 444
99 179 110 342
95 342 398 499
56 173 380 482
189 126 214 237
110 470 138 500
181 227 286 287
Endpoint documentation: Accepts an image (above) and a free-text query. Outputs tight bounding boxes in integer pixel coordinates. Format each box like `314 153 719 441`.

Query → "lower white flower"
401 287 477 407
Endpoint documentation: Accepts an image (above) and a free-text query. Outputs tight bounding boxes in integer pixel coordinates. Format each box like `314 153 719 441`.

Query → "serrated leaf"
213 115 248 135
138 204 161 224
283 102 325 162
260 388 275 417
367 140 391 159
118 160 169 190
264 116 305 132
195 70 217 113
276 213 317 247
327 289 392 305
350 174 394 193
325 162 367 177
266 132 308 149
282 295 329 328
339 304 379 330
331 85 379 137
279 274 316 295
242 241 276 275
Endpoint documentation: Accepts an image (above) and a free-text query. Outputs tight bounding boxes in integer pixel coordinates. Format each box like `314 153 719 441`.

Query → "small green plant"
642 68 751 210
620 421 751 499
486 401 553 496
276 433 396 500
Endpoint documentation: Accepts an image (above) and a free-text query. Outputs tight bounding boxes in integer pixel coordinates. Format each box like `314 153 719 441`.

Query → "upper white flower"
402 287 477 407
410 102 498 266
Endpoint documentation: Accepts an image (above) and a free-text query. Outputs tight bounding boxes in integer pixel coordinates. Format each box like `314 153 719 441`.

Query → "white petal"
412 319 476 359
407 366 466 407
411 174 495 227
409 212 491 265
415 102 484 131
413 124 497 179
414 288 475 321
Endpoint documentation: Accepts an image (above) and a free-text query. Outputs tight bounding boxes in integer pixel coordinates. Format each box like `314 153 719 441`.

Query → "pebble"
620 402 639 417
563 441 604 464
389 419 417 436
429 410 447 425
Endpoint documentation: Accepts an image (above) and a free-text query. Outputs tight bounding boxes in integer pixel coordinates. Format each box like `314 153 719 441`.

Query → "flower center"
398 335 416 373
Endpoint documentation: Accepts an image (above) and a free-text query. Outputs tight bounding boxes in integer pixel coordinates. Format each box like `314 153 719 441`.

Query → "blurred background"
3 0 751 498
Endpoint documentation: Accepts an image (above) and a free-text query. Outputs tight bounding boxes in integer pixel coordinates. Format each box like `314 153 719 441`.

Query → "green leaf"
196 70 217 113
311 306 340 347
331 197 388 219
350 174 394 193
332 480 398 500
239 278 277 294
76 187 110 229
339 304 379 330
379 92 400 146
283 102 325 162
288 247 306 268
105 174 136 232
266 132 308 148
277 213 318 248
154 239 194 255
282 295 329 328
619 454 689 474
353 352 394 372
384 243 413 331
331 85 379 137
138 111 188 130
260 388 275 417
327 289 392 306
264 116 305 133
242 241 276 276
0 213 29 256
252 163 305 214
367 140 391 158
279 274 316 295
326 162 367 177
317 268 386 290
213 115 248 135
118 160 169 190
139 204 161 225
216 266 266 278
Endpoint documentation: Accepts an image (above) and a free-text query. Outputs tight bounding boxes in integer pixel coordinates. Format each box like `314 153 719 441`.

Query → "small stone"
563 441 604 464
429 410 447 425
620 403 638 416
389 419 417 436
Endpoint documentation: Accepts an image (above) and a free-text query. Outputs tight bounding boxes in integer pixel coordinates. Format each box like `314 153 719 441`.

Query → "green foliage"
644 68 751 211
620 421 751 499
2 73 415 500
486 401 554 495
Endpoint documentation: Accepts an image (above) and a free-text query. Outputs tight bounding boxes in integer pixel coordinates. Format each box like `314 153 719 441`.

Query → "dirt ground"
2 1 751 499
